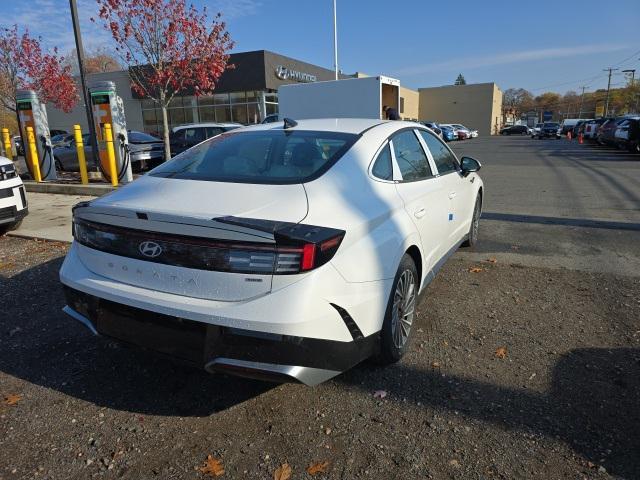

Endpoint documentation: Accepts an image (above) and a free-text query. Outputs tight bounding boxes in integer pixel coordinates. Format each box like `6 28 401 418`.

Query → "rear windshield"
150 130 358 184
129 131 160 143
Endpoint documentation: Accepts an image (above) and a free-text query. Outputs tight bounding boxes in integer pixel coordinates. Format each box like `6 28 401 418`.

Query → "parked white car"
0 156 28 234
60 118 484 386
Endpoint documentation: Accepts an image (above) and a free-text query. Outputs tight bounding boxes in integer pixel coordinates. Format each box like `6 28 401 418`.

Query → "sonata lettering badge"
138 241 163 258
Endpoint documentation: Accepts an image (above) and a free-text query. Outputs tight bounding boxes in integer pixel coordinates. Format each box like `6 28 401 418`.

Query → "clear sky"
2 0 639 95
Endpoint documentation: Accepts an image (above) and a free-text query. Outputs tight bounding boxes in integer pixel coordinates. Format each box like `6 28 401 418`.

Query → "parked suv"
535 122 561 139
500 125 529 135
0 156 28 234
170 122 242 156
597 118 625 146
613 118 640 153
583 118 608 140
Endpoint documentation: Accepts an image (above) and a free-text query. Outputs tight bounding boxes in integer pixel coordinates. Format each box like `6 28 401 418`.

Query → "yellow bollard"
73 125 89 185
26 126 42 182
103 123 118 187
2 128 12 161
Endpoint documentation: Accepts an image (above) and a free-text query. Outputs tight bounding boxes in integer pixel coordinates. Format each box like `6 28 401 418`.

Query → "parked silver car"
53 131 165 173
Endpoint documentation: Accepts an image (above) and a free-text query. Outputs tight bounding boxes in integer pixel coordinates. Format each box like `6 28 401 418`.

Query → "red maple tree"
95 0 234 160
0 25 78 114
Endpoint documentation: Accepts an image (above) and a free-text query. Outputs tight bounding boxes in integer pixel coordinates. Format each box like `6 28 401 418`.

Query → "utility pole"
603 67 619 117
332 0 338 80
578 86 588 118
69 0 99 166
622 69 636 86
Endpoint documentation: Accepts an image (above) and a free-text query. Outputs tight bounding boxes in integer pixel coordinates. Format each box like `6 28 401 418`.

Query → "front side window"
371 144 393 181
418 129 458 175
391 130 432 182
149 130 357 184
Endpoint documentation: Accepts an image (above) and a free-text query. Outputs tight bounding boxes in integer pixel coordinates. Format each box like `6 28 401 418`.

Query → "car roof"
172 122 242 131
238 118 392 135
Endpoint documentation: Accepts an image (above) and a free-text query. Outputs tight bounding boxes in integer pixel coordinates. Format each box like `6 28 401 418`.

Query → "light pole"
332 0 338 80
69 0 99 166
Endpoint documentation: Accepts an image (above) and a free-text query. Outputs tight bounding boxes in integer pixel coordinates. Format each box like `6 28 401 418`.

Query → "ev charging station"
88 81 132 184
16 89 57 181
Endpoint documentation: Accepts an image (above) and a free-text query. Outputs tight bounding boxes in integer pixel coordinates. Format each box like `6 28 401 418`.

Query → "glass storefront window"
246 91 259 102
266 103 278 115
215 105 231 122
198 96 215 106
141 99 156 110
247 104 260 124
142 109 157 125
229 91 246 103
231 104 248 124
214 93 229 105
199 106 216 122
169 108 185 125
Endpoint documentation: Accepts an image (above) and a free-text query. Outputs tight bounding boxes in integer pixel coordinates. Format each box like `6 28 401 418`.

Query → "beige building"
399 86 419 121
418 82 503 135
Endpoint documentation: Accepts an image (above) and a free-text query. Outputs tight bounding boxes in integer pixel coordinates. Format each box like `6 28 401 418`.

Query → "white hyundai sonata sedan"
60 118 483 386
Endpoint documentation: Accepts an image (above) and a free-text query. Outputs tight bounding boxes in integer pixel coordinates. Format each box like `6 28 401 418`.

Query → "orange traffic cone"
567 131 572 140
578 133 583 144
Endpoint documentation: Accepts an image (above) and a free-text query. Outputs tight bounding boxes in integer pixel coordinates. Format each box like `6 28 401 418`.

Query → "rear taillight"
72 216 345 275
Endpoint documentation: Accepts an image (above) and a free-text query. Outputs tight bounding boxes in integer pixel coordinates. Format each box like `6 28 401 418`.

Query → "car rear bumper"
62 285 379 386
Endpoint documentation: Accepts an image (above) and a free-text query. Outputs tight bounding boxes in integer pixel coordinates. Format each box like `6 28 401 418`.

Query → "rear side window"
184 128 205 143
205 127 224 138
371 144 393 181
149 130 357 184
418 130 458 175
391 130 432 182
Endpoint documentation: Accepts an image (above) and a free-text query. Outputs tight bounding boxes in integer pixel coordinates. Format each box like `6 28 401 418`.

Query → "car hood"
0 156 12 167
89 174 309 223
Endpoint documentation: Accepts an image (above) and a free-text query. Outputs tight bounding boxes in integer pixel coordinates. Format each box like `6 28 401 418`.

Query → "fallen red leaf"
495 347 508 359
198 455 224 477
273 463 292 480
4 394 21 405
468 267 483 273
307 461 330 475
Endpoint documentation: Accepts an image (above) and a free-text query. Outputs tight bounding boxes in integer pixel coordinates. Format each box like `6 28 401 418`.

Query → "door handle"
414 208 426 219
448 191 457 199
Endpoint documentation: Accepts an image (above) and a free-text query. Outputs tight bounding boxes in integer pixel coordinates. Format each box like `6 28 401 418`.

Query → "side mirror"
460 156 481 177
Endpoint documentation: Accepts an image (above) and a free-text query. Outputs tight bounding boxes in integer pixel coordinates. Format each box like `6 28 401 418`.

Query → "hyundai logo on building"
275 65 317 83
138 241 163 258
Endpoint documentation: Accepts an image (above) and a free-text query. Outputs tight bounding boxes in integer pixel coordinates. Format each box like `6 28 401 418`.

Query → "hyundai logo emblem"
138 241 162 258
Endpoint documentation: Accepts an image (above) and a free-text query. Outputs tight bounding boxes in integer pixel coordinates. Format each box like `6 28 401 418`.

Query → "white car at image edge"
0 156 28 234
59 118 483 386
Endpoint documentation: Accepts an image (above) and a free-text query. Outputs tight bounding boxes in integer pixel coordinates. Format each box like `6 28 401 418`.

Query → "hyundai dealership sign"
275 65 317 83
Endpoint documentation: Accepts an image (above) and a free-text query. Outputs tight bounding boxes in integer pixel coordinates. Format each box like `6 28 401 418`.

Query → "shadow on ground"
1 255 639 478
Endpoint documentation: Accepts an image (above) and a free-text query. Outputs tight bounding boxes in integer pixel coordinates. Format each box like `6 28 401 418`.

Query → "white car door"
390 129 450 272
417 129 475 248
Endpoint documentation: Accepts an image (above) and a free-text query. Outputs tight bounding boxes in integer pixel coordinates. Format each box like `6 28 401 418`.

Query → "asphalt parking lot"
1 136 639 480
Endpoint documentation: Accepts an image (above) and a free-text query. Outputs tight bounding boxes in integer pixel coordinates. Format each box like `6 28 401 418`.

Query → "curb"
23 181 115 196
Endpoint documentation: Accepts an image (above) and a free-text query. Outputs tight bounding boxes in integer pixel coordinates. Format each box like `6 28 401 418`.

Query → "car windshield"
129 131 160 143
149 129 357 184
51 134 65 142
543 123 559 128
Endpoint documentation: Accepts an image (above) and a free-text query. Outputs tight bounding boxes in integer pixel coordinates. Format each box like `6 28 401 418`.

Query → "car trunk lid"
73 175 309 301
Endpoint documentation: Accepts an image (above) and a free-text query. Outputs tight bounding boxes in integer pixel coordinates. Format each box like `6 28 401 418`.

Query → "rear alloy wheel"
462 194 481 247
376 254 418 364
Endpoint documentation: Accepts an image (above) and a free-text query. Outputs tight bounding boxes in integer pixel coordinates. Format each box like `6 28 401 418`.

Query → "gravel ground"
1 235 638 479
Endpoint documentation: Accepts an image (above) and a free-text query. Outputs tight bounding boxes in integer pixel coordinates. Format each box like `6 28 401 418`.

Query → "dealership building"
47 49 503 136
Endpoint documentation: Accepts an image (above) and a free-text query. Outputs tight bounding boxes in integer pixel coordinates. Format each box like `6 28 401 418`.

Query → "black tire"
462 194 481 247
376 254 419 365
54 158 64 172
0 220 22 235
